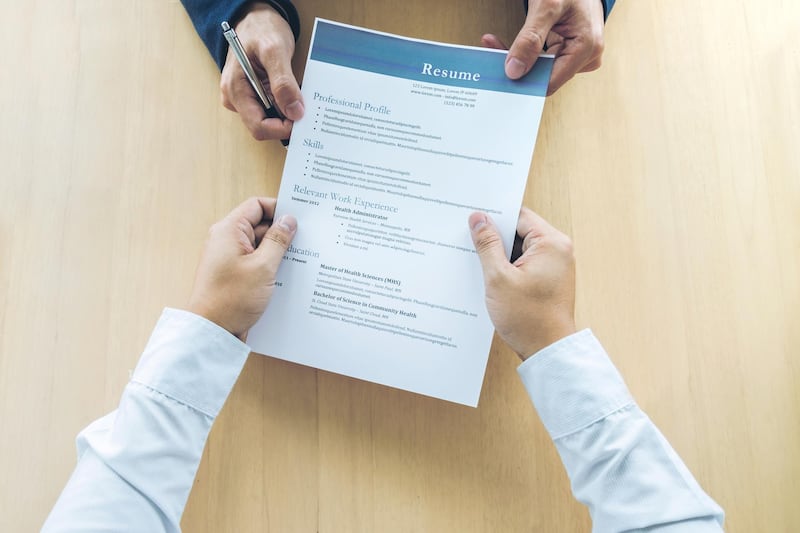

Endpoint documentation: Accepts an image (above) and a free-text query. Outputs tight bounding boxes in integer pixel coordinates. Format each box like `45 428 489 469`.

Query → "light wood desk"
1 0 798 531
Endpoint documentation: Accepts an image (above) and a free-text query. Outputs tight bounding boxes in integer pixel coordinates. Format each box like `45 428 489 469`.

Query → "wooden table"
1 0 798 531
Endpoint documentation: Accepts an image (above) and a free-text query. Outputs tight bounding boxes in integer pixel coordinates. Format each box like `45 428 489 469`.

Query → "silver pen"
221 21 289 146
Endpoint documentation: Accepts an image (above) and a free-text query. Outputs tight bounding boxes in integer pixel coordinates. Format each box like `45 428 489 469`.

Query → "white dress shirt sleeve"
42 308 251 533
518 329 725 532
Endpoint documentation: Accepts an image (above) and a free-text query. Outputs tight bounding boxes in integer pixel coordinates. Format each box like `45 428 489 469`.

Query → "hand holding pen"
220 4 304 145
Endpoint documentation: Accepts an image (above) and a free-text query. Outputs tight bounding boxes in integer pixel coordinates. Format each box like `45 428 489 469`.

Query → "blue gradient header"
310 20 553 96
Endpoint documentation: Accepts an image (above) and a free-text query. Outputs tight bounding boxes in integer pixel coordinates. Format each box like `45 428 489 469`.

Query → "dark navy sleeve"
603 0 616 18
180 0 301 70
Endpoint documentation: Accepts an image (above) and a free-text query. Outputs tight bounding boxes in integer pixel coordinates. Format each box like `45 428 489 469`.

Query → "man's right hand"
481 0 606 95
469 208 577 359
220 3 304 141
188 197 297 341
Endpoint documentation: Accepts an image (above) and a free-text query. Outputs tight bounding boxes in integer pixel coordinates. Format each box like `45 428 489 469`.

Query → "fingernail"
276 214 297 232
505 57 527 79
285 100 304 121
470 213 488 232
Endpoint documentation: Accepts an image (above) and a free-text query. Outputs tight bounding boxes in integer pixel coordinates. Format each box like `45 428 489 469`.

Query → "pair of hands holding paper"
223 0 606 141
188 198 576 359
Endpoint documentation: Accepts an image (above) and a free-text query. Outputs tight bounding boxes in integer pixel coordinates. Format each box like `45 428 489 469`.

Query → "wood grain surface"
0 0 798 531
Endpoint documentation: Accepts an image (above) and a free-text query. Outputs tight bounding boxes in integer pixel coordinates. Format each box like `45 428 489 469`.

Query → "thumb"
256 214 297 271
506 2 563 79
469 212 510 282
262 51 304 121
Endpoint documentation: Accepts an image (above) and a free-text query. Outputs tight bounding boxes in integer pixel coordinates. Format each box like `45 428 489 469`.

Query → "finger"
548 28 602 94
258 43 304 121
480 33 508 50
506 0 565 79
469 212 511 282
580 55 602 72
545 31 565 55
253 223 270 245
220 58 238 111
255 214 297 266
221 90 235 112
516 207 562 252
226 197 277 228
223 58 294 140
257 197 278 220
546 44 593 95
230 78 294 140
252 198 279 245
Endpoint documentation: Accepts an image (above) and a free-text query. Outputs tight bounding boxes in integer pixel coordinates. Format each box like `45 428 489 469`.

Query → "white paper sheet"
248 19 553 406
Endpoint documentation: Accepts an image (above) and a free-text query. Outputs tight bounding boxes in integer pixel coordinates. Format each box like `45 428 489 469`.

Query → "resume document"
248 19 553 406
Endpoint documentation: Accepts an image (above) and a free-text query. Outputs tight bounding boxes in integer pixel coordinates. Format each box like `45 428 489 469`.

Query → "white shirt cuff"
131 308 251 418
517 329 634 440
